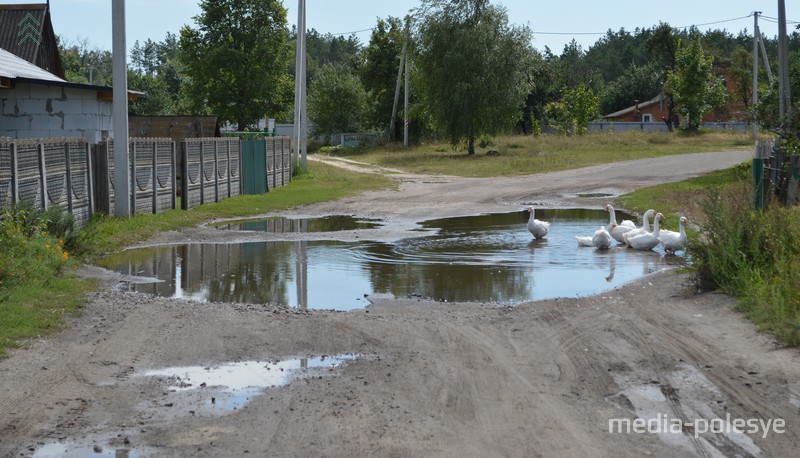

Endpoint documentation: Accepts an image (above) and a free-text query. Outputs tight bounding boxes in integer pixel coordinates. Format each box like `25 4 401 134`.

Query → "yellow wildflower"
62 251 68 260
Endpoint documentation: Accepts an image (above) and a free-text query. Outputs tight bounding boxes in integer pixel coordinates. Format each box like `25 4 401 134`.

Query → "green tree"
360 16 406 135
179 0 293 129
415 0 533 154
307 64 368 135
58 37 112 86
600 62 662 115
666 37 727 131
128 33 185 115
645 23 681 130
546 84 599 135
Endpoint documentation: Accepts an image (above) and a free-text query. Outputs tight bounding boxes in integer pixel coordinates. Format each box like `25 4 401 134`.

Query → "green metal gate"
241 140 267 194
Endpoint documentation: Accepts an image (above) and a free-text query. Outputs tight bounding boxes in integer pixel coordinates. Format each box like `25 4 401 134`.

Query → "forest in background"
55 4 800 143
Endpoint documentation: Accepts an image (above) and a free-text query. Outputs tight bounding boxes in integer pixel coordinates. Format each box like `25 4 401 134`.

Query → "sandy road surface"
3 149 799 458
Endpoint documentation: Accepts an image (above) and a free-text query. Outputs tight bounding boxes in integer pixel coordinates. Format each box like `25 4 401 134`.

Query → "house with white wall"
0 47 116 143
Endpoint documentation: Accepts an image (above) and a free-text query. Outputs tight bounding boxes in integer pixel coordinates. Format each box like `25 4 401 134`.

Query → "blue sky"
10 0 800 53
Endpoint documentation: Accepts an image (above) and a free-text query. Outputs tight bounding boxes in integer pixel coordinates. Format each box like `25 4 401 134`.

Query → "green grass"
618 160 753 225
0 277 94 357
322 130 757 178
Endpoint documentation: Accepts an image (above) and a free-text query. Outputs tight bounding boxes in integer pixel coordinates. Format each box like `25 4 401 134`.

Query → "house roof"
1 46 143 101
0 46 64 82
603 95 663 119
0 3 64 77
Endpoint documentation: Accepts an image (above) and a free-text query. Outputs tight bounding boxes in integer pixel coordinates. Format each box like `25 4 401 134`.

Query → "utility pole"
112 0 130 217
403 19 410 148
390 17 410 144
777 0 791 120
752 11 760 138
292 0 307 170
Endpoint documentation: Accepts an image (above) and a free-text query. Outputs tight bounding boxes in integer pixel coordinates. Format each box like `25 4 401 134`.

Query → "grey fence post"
64 142 74 213
38 142 48 210
151 141 158 214
180 141 188 210
226 140 232 198
11 142 19 205
86 143 94 215
199 141 205 205
171 141 176 210
214 140 220 203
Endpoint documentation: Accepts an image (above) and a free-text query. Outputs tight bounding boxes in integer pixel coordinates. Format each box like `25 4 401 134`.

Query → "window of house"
642 114 653 123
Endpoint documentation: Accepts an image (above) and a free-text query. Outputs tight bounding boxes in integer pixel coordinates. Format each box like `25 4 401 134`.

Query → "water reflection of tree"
207 242 294 305
363 243 532 303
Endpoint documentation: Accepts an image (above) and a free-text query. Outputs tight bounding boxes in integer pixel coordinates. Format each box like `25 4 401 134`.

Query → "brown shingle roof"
0 3 64 78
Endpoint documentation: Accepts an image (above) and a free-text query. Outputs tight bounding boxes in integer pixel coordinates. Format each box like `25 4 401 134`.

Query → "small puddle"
32 443 139 458
99 210 687 310
143 354 359 412
212 215 383 232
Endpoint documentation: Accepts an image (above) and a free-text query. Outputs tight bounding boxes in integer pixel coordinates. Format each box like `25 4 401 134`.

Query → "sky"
6 0 799 54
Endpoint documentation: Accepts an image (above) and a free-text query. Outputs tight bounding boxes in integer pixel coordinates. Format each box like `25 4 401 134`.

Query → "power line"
327 12 797 40
532 14 754 37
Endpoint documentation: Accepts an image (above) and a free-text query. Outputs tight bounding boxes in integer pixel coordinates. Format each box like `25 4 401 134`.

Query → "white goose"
604 204 635 244
622 209 656 247
527 206 550 239
627 212 663 251
658 216 688 254
591 225 614 250
576 225 614 249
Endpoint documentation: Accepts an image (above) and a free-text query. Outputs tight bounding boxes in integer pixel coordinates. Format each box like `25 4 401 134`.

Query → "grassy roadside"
621 161 800 346
0 162 394 357
321 130 757 178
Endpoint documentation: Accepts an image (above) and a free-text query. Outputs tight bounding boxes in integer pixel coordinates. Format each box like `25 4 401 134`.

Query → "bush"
0 203 73 290
691 186 800 344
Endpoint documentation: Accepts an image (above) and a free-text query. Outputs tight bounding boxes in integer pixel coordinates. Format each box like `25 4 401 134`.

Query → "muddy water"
99 209 687 310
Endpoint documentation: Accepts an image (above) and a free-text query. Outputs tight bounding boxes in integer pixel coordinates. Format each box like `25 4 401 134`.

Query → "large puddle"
99 209 687 310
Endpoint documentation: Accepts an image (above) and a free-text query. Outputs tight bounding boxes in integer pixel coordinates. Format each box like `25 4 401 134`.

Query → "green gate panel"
241 140 267 194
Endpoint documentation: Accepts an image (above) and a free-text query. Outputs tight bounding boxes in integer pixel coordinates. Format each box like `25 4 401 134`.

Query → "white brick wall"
0 82 113 143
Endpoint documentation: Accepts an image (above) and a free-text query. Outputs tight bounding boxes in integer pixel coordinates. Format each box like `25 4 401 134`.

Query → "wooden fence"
0 138 93 226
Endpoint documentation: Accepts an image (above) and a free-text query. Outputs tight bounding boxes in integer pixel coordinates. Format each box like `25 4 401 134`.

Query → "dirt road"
3 150 799 457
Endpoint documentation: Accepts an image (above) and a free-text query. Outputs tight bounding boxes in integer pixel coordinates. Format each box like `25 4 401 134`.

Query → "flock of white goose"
526 205 688 254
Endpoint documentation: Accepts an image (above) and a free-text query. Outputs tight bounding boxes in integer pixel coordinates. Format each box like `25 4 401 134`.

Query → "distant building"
602 95 670 124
